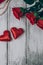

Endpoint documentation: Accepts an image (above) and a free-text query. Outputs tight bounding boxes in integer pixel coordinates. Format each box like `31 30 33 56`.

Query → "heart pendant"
12 7 23 20
37 19 43 29
11 27 24 39
0 30 12 41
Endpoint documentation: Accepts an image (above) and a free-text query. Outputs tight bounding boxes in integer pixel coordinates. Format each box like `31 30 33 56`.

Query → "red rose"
12 8 23 20
37 19 43 29
0 0 5 3
26 12 36 25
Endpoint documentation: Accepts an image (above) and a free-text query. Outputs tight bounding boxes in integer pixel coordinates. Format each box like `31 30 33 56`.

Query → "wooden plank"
27 5 43 65
27 4 43 65
8 1 43 65
8 0 27 65
0 12 7 65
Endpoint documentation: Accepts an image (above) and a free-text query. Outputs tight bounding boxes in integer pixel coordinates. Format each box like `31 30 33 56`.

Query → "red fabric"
26 12 36 25
37 19 43 29
0 30 11 41
0 0 5 3
11 27 24 39
12 8 23 20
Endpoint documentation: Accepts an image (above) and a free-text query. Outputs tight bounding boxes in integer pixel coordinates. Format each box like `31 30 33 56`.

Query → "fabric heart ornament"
0 0 5 3
26 12 36 25
11 27 24 39
0 30 12 41
36 19 43 29
12 7 25 20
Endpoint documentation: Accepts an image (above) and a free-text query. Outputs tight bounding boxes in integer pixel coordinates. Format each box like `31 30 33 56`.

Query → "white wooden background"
0 0 43 65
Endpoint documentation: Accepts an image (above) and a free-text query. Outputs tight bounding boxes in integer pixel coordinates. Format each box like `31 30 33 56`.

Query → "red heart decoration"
26 12 36 25
11 27 24 39
12 8 23 20
0 0 5 3
0 30 12 41
36 19 43 29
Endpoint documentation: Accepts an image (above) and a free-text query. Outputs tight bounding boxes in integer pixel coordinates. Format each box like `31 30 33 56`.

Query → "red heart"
26 12 36 25
0 0 5 3
0 30 12 41
11 27 24 39
36 19 43 29
12 8 23 20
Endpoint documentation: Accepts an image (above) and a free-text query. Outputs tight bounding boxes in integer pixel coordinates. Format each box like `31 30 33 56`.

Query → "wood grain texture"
0 0 43 65
0 12 8 65
8 0 27 65
8 0 43 65
27 4 43 65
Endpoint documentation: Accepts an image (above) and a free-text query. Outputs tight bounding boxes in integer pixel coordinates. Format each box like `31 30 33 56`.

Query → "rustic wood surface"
0 0 43 65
